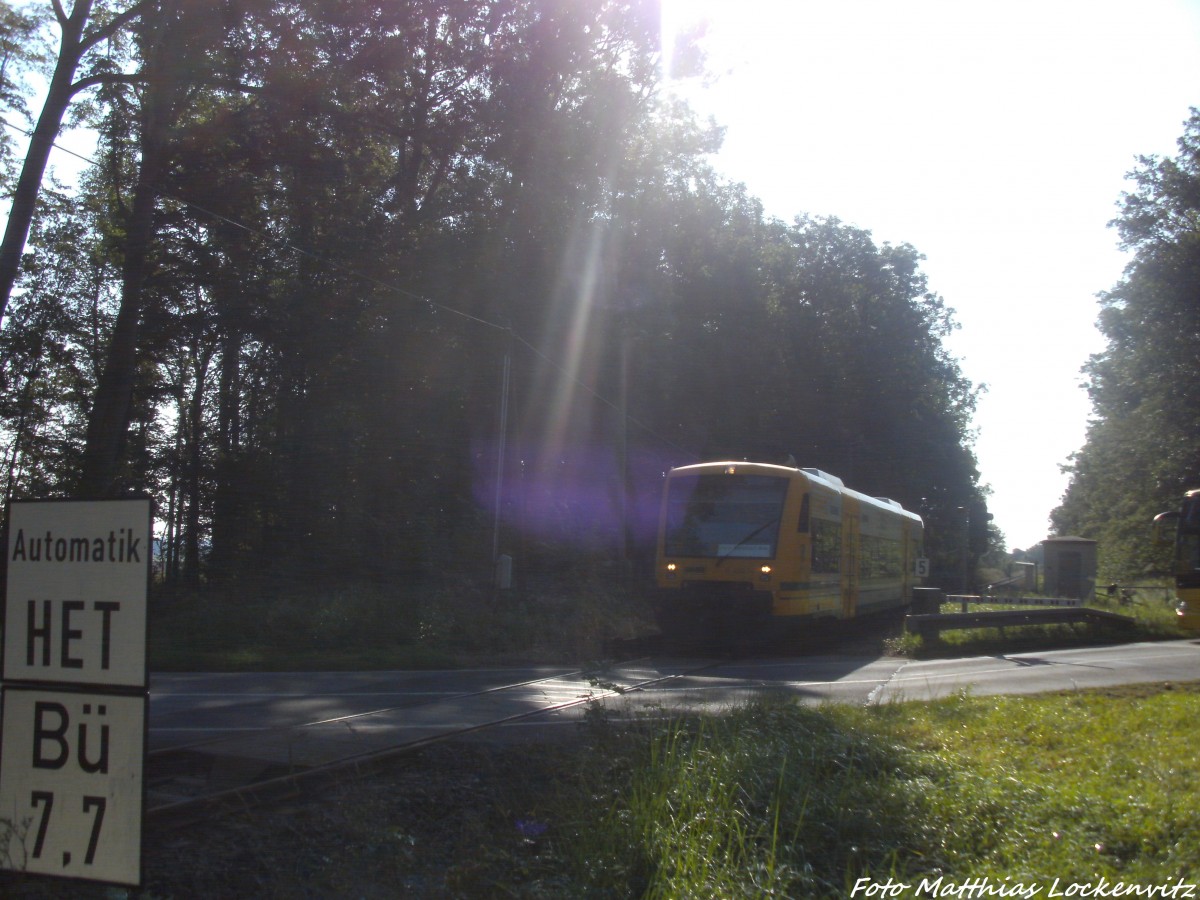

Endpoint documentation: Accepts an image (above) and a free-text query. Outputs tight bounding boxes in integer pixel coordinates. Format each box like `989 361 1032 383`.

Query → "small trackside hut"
653 462 924 647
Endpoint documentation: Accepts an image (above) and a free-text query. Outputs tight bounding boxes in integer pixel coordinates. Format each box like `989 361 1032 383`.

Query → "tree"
1053 109 1200 579
0 0 150 329
4 0 986 591
145 0 667 579
0 2 52 188
79 0 246 497
0 174 117 499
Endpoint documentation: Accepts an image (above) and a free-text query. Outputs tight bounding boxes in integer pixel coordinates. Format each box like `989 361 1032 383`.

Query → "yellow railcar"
1154 489 1200 631
654 462 923 645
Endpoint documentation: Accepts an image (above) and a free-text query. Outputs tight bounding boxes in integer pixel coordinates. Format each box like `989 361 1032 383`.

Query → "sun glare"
658 0 714 87
540 222 606 463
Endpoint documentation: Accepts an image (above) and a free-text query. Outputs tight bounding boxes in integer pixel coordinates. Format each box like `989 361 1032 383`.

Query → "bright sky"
663 0 1200 550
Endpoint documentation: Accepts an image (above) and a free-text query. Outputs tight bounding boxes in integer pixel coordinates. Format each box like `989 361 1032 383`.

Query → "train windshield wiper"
715 519 777 566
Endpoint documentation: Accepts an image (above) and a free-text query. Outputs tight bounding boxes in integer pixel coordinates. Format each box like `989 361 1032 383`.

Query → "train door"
842 503 860 619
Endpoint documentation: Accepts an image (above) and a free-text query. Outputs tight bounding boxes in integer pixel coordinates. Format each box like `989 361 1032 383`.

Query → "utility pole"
958 506 970 604
491 333 512 589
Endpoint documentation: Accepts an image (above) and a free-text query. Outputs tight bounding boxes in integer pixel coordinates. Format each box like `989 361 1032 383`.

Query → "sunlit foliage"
1054 109 1200 579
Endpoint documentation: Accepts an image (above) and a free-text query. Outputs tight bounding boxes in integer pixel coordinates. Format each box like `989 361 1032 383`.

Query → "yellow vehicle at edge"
1154 489 1200 631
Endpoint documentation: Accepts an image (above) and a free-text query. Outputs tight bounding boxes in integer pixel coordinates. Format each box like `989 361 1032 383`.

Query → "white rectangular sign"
0 686 145 886
4 500 150 688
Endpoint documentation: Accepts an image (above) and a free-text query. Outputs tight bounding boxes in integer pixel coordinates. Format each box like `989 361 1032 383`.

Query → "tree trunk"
208 323 242 578
78 0 186 498
0 0 93 327
77 162 159 497
181 352 207 585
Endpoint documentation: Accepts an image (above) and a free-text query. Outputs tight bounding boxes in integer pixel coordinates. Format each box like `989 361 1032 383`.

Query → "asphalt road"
148 638 1200 751
147 665 583 750
620 638 1200 715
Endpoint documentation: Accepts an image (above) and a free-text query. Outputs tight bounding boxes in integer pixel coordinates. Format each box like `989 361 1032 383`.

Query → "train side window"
812 517 841 573
797 494 810 533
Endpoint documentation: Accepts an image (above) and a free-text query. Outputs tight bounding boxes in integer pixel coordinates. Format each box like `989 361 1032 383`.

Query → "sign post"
1 499 150 888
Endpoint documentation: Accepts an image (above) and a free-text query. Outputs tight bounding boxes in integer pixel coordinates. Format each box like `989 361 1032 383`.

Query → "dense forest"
0 0 987 595
1052 110 1200 581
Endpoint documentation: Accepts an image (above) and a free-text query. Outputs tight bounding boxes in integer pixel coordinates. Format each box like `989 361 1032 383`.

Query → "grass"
149 580 1195 671
532 683 1200 897
891 592 1186 658
8 682 1198 898
148 571 654 671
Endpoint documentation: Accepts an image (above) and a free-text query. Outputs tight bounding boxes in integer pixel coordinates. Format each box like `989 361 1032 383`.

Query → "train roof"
668 461 922 524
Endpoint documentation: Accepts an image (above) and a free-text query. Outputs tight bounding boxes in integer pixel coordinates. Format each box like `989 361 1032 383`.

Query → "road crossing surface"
148 639 1200 752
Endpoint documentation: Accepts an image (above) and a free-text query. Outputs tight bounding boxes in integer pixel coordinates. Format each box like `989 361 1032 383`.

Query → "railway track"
145 657 730 828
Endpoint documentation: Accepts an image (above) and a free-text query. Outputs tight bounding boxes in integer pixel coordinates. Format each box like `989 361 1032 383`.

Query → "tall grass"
893 593 1186 657
558 685 1200 897
569 702 943 897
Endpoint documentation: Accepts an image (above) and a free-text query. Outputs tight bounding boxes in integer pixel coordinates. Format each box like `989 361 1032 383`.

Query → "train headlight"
760 565 771 574
760 564 772 582
665 562 677 579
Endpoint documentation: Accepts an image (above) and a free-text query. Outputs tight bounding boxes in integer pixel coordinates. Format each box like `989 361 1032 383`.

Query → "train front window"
663 474 789 559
